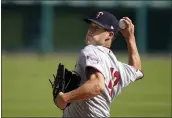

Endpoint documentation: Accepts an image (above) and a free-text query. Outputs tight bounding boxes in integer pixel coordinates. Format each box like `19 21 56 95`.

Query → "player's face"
86 23 111 46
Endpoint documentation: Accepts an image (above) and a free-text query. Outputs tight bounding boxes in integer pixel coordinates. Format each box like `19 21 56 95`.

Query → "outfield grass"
2 53 171 117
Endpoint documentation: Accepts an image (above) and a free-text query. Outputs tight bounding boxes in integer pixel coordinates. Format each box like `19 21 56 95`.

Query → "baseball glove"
49 63 81 110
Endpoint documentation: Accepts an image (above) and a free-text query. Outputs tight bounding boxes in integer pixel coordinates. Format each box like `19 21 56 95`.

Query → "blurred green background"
1 0 172 117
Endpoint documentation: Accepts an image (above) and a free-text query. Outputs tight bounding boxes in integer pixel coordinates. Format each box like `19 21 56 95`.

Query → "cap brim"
83 18 110 30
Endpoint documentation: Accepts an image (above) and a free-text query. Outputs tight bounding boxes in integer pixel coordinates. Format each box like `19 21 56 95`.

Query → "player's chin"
86 36 97 45
86 37 92 45
86 41 92 45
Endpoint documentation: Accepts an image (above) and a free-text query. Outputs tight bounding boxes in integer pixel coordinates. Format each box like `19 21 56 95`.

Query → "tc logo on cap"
96 12 104 18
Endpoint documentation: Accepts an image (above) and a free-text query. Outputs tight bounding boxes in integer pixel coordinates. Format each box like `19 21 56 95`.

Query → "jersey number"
108 68 120 97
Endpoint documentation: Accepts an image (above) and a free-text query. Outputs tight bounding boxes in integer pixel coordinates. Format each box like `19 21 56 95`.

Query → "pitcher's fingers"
123 17 132 24
122 19 130 27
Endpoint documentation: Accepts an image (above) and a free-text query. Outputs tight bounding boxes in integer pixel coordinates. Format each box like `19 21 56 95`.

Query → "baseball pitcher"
49 11 144 117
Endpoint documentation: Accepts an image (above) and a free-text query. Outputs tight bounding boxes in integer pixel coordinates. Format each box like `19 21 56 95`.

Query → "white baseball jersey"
63 45 143 117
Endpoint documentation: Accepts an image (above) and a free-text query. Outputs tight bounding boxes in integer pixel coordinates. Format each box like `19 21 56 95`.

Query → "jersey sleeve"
118 61 144 88
79 46 106 78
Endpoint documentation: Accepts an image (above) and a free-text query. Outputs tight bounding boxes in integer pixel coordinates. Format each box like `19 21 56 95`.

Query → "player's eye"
94 26 99 30
90 23 105 32
92 25 102 31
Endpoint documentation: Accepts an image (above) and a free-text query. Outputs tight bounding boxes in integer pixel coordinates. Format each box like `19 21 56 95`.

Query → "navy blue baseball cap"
84 11 120 36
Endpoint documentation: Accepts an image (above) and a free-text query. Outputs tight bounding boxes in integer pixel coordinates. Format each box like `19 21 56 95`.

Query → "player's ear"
109 31 114 40
105 31 114 41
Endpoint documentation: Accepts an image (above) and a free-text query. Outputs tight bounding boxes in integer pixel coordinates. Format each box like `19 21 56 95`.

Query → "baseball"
119 19 126 29
59 92 63 96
